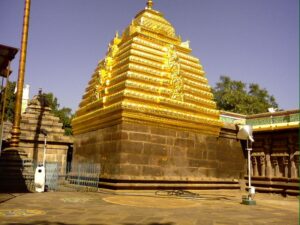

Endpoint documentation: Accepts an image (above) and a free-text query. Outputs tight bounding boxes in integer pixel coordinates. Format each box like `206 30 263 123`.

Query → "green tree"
41 92 73 135
0 86 73 135
212 76 278 115
0 81 16 122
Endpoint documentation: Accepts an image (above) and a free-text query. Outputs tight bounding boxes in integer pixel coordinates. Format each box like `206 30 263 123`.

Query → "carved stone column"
282 156 289 178
252 157 258 176
290 152 297 178
272 158 279 177
260 155 265 177
264 138 272 178
294 155 299 178
288 140 297 178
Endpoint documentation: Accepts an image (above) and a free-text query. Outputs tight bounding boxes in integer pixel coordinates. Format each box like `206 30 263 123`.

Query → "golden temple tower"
73 1 222 136
72 1 245 190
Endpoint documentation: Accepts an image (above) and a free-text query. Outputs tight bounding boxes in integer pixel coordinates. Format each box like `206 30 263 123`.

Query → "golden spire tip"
146 0 153 9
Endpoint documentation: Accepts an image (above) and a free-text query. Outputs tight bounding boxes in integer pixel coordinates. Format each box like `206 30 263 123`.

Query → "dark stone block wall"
73 121 245 189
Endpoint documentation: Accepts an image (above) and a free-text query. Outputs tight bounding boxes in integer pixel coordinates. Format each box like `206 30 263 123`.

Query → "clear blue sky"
1 0 299 112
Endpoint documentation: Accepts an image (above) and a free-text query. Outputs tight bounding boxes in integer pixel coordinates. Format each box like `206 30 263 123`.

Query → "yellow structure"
72 1 223 136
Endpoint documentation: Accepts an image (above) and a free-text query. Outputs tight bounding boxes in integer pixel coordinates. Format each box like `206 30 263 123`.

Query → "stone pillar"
252 157 258 176
264 138 272 178
283 157 289 178
272 158 279 177
290 152 297 178
294 155 299 178
265 154 272 178
260 155 265 177
288 140 297 178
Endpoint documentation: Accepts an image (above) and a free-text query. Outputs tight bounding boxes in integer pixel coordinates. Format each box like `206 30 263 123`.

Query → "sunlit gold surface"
10 0 31 147
73 2 223 136
253 122 300 132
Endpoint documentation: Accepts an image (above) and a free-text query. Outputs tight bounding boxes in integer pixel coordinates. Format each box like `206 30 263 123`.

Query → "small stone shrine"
72 1 245 190
0 92 73 191
3 92 73 168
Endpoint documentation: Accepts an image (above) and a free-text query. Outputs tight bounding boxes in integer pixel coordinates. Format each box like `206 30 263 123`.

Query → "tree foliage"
0 81 16 122
212 76 278 115
41 92 73 135
0 84 73 135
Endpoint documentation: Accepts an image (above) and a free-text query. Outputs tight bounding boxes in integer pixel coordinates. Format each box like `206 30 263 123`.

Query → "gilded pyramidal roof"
72 1 223 136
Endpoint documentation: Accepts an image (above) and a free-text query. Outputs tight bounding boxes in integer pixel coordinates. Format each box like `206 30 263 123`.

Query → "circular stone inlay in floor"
0 209 46 217
103 196 201 208
60 197 92 203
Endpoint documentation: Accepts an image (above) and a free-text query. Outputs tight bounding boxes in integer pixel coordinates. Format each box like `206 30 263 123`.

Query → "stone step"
98 179 240 190
0 170 34 176
0 148 35 193
1 152 32 157
246 178 299 191
0 162 33 168
253 187 299 196
0 175 34 181
0 179 34 192
61 182 98 192
68 178 99 186
0 167 33 173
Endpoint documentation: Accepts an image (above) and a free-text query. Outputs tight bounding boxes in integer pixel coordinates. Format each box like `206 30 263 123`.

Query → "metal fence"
44 162 100 192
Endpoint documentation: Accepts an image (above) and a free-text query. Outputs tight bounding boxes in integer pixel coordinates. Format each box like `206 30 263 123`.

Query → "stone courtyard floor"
0 190 298 225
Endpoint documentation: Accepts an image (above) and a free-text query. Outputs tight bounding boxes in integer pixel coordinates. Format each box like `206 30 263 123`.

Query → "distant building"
22 84 30 113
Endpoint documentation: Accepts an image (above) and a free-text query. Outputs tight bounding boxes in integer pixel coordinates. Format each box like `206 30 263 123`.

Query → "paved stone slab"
0 190 298 225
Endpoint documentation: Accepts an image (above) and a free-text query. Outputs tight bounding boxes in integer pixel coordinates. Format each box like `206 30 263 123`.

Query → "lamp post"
237 124 256 205
39 129 48 166
10 0 31 147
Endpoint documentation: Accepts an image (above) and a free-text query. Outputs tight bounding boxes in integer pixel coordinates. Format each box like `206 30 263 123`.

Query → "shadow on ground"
1 222 175 225
1 222 103 225
0 193 19 204
124 223 175 225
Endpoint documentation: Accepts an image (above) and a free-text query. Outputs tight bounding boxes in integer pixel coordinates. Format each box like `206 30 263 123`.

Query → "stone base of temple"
246 176 299 196
98 178 240 190
73 121 246 190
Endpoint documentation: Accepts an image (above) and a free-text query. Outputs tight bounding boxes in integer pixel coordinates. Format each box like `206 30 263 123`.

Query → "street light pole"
10 0 31 147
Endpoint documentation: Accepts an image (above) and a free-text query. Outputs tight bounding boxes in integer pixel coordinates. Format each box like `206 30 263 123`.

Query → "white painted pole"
247 139 251 188
42 135 46 166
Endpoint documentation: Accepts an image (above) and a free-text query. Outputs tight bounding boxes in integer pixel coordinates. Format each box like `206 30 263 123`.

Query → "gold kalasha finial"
146 0 153 9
